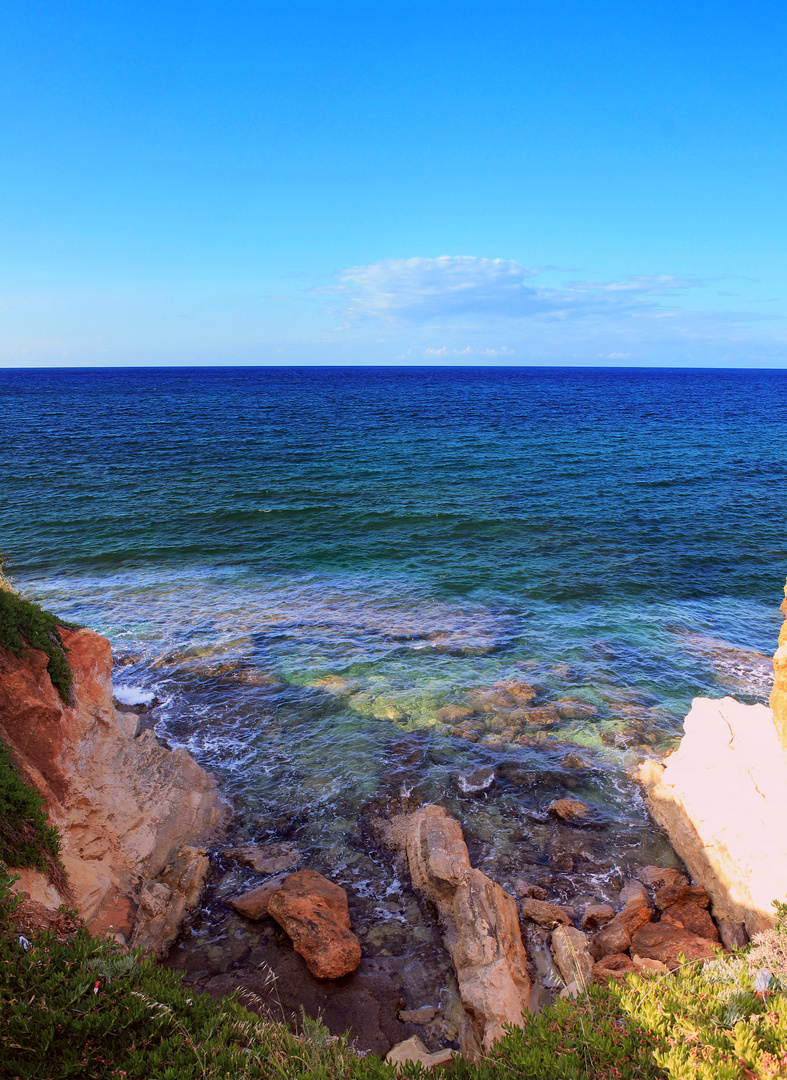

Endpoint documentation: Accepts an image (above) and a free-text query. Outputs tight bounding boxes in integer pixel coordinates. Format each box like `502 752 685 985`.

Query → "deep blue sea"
2 366 786 1017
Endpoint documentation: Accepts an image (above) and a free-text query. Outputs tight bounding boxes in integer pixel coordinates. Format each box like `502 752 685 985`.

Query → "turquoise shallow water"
2 365 786 1017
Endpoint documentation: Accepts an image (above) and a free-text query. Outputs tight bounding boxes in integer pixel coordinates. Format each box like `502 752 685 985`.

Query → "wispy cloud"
334 256 703 326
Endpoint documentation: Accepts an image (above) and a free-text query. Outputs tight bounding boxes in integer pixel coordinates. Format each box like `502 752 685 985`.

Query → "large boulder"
267 869 362 980
390 804 531 1060
629 922 718 970
640 693 787 936
0 627 229 955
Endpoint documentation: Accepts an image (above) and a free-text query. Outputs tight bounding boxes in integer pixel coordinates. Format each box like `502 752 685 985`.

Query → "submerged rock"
547 797 591 824
267 869 362 980
457 767 495 795
223 843 302 876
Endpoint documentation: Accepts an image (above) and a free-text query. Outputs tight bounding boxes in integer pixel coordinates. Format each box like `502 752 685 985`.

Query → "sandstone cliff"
0 626 229 955
639 584 787 938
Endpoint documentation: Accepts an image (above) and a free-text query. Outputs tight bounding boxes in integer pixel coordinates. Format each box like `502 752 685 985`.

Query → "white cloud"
333 256 705 326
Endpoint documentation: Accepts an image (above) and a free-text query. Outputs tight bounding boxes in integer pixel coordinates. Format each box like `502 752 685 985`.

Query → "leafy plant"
0 566 78 702
0 736 66 889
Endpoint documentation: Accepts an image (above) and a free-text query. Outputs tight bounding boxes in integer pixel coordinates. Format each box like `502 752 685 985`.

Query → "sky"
1 0 786 367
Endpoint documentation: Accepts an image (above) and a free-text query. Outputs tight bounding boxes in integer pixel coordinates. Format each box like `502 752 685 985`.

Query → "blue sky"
1 1 786 366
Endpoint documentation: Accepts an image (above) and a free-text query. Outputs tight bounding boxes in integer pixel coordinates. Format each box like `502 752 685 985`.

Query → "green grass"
0 581 78 702
1 861 786 1079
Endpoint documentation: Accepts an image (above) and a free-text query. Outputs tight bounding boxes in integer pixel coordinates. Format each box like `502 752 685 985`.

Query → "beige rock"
399 1006 438 1025
391 804 531 1060
0 627 229 955
551 925 593 988
519 898 572 929
632 954 669 977
385 1036 454 1070
640 693 787 936
619 880 649 907
267 869 361 979
223 843 301 876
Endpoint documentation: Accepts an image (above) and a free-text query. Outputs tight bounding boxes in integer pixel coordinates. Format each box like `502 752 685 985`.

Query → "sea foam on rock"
0 626 230 955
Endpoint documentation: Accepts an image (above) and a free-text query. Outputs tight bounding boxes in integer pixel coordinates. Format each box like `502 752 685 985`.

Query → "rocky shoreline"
3 591 787 1066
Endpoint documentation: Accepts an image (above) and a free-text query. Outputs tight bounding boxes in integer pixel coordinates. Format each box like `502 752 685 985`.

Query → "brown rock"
634 866 688 891
513 880 547 901
519 898 572 929
654 883 709 911
589 922 631 961
224 844 301 876
661 901 720 942
398 1006 438 1025
612 900 654 935
718 921 748 951
592 954 635 983
629 922 718 970
547 798 590 824
267 869 361 980
551 925 593 987
581 903 615 931
228 876 288 921
0 626 229 955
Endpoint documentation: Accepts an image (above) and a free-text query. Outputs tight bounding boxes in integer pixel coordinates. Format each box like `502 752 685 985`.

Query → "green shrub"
0 737 65 889
0 580 77 702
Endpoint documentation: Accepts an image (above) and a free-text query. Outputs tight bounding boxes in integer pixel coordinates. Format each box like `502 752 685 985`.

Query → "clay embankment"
0 627 229 955
639 584 787 938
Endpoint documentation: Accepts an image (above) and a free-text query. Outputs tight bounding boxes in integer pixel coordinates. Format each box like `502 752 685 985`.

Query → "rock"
267 869 362 980
640 692 787 937
513 881 547 901
559 980 581 999
718 921 748 951
547 798 590 824
228 876 288 921
629 922 718 970
661 901 720 942
519 898 573 929
654 882 709 911
619 880 649 907
457 767 495 795
611 900 653 935
390 804 531 1060
589 922 631 961
0 626 229 955
224 844 302 876
592 954 635 983
555 701 598 722
385 1036 454 1070
398 1006 438 1025
581 904 615 931
632 954 669 976
551 926 593 988
634 866 688 891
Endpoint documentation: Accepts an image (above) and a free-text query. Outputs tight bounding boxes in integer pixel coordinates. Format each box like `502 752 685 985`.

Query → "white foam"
114 684 155 707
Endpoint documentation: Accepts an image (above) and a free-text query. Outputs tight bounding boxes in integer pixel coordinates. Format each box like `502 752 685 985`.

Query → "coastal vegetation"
1 860 785 1079
0 564 76 701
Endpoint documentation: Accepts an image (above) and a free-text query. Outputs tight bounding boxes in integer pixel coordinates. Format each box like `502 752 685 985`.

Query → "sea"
2 365 786 1037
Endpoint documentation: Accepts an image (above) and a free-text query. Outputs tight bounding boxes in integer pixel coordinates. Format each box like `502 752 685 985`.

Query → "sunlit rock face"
387 804 531 1061
0 627 229 955
640 589 787 938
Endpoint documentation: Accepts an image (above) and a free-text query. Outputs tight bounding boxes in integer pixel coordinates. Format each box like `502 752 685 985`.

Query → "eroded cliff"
0 625 229 954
